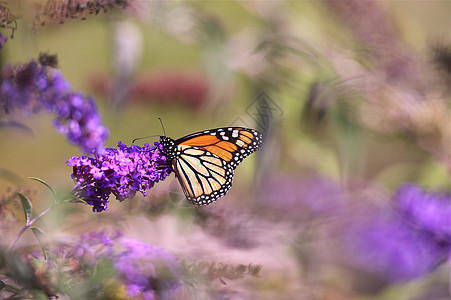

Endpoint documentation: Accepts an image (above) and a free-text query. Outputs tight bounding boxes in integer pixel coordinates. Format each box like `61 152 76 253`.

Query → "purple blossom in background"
346 211 447 282
67 142 171 212
114 238 181 299
54 230 121 267
345 184 450 282
0 55 109 153
0 32 7 49
395 184 451 248
29 230 182 299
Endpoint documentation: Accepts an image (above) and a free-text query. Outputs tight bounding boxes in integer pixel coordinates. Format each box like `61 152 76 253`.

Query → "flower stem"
6 203 59 251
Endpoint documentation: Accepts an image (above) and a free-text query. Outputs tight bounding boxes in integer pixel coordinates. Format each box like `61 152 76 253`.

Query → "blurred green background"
1 0 449 193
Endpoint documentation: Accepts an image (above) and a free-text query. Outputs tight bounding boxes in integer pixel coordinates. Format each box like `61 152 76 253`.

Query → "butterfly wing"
171 146 234 205
171 127 262 205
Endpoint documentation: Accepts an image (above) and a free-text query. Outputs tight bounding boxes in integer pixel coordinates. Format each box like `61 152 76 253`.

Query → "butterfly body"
160 127 263 205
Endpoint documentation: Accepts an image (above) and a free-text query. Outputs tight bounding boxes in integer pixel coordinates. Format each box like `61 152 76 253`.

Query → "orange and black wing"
172 127 262 205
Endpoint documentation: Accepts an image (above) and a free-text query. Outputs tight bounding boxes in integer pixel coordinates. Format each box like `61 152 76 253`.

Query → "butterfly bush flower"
395 183 451 248
6 231 181 299
0 55 109 153
67 142 171 212
114 238 181 299
345 184 450 282
53 231 181 298
49 230 120 274
346 211 447 282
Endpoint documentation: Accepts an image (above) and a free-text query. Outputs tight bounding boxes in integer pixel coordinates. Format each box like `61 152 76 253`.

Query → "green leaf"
29 177 56 201
31 227 49 261
17 192 33 224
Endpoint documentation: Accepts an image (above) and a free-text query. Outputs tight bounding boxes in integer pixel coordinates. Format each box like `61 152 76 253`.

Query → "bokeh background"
0 1 450 299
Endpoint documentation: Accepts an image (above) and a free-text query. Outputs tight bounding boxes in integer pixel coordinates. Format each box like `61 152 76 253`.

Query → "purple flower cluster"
33 231 181 299
347 211 446 282
345 184 450 282
114 238 181 299
67 142 171 212
395 184 451 246
54 230 121 267
0 56 109 153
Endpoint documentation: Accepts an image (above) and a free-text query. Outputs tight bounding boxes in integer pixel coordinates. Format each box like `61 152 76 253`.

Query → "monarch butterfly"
160 127 263 205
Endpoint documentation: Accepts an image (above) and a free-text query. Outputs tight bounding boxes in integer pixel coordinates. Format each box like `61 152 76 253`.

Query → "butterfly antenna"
158 117 166 137
132 135 160 144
